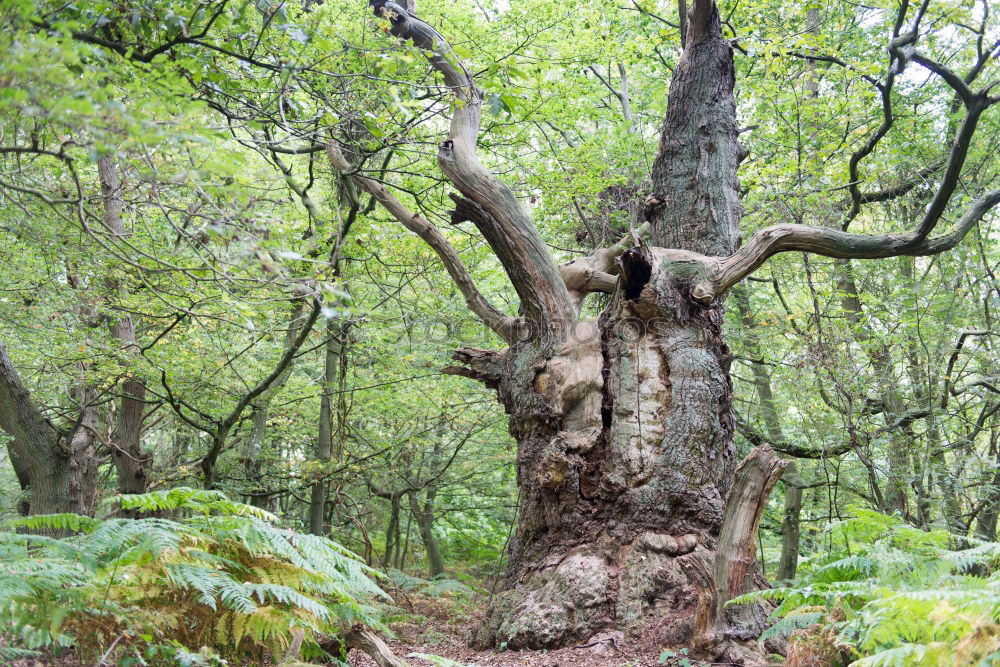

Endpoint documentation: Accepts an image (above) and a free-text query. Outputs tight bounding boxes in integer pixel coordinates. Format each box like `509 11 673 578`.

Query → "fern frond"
6 513 100 534
849 642 934 666
0 487 387 663
760 611 825 641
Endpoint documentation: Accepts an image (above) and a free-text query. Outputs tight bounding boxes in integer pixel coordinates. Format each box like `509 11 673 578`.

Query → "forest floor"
5 592 705 666
348 591 705 667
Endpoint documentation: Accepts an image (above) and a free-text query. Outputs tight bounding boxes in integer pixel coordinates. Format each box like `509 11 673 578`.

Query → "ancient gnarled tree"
333 0 1000 658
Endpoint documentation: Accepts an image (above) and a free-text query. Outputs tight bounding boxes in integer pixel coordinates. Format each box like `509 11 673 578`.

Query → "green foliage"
759 610 825 641
659 646 692 666
739 509 1000 665
0 488 388 664
386 569 476 599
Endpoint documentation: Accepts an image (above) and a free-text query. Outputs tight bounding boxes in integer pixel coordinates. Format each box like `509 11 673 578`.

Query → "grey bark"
0 341 72 515
734 287 802 581
344 625 410 667
383 493 401 566
309 316 347 535
409 486 444 578
98 155 151 496
243 406 273 509
647 0 743 257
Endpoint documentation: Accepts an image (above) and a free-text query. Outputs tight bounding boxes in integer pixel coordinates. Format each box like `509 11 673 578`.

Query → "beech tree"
326 0 1000 656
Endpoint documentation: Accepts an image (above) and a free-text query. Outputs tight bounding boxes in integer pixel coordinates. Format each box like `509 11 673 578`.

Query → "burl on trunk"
462 260 784 654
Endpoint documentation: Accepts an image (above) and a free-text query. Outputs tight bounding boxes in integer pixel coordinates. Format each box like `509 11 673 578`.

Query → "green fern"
0 487 389 664
759 611 825 641
756 508 1000 665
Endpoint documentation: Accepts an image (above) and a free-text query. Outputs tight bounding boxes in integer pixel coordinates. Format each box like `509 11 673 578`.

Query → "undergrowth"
734 508 1000 665
0 487 388 665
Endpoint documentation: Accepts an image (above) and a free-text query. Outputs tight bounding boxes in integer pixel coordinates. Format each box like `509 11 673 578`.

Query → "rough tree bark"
464 3 755 651
0 341 92 515
349 0 999 656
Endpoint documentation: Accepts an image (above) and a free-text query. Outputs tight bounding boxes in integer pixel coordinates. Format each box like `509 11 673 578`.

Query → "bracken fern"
0 487 389 664
733 508 1000 665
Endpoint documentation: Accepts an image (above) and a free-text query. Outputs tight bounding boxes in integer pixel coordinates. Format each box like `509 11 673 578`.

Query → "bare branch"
369 0 575 334
941 330 990 409
700 189 1000 301
327 144 518 342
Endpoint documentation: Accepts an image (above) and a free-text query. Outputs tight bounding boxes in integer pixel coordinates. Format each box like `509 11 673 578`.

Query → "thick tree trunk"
0 341 73 515
363 0 814 656
464 2 781 654
471 266 746 649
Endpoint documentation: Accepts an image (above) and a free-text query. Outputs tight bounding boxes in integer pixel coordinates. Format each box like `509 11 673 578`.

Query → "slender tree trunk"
399 509 412 570
838 262 910 515
976 478 1000 540
734 287 802 581
170 430 190 469
309 317 347 535
777 462 803 580
409 487 444 577
975 428 1000 539
98 155 151 496
243 405 270 507
384 494 401 566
